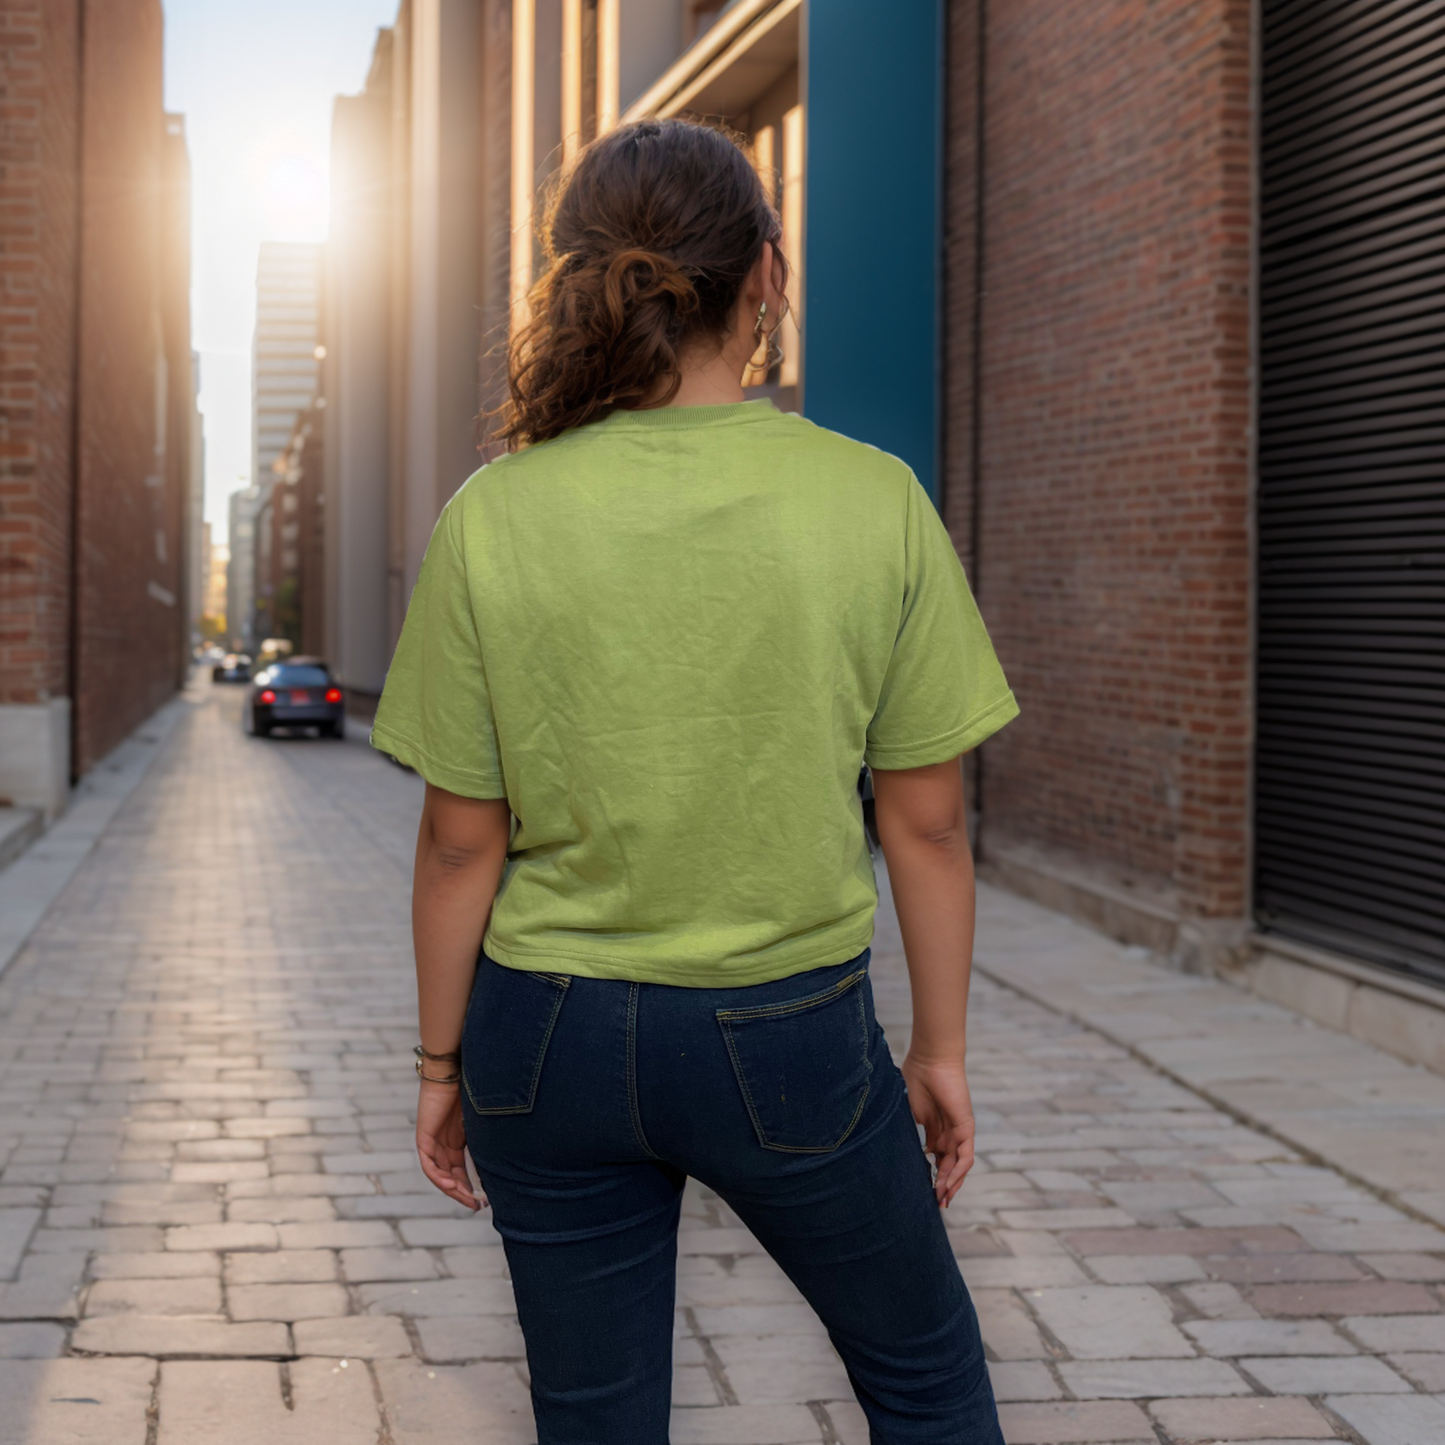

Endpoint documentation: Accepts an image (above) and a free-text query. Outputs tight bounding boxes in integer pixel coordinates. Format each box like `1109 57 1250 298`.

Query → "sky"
163 0 399 542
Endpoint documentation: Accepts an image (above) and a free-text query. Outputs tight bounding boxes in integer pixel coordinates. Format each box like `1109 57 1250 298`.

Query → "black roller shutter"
1256 0 1445 986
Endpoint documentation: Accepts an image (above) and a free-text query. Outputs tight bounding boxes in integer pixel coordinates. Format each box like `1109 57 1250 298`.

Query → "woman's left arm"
412 782 512 1210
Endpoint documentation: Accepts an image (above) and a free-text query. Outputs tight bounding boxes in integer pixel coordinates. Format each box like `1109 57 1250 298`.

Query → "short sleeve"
370 498 506 798
864 476 1019 770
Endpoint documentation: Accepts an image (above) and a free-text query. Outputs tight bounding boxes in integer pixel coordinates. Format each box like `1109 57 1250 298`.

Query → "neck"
660 342 750 409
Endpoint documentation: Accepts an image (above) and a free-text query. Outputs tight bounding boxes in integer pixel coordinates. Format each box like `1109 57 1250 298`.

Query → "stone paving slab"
155 1358 381 1444
1324 1393 1445 1445
996 1399 1155 1442
971 889 1445 1213
1151 1393 1335 1438
0 1358 155 1443
0 678 1443 1442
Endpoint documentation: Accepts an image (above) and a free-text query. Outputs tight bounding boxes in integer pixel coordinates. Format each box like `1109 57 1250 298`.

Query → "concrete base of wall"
0 698 71 822
980 836 1445 1079
0 808 42 871
1227 936 1445 1078
978 839 1184 956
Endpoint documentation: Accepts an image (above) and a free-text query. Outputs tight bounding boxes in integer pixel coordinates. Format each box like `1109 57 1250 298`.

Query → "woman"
372 118 1017 1444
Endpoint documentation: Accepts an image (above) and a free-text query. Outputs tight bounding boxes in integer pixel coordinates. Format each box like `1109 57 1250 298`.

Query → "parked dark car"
245 659 345 739
213 653 252 683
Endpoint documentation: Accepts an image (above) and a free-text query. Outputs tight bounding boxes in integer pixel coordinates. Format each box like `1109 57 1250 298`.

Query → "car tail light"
325 688 342 703
259 689 276 704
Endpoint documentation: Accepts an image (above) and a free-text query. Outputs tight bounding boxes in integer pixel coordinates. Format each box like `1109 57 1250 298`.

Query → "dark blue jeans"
461 950 1002 1445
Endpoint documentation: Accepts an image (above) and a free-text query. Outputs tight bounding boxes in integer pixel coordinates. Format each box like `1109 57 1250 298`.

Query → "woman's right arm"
411 783 512 1211
871 756 978 1207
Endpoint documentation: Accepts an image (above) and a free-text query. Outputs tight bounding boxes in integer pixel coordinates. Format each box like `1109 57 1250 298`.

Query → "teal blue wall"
802 0 944 502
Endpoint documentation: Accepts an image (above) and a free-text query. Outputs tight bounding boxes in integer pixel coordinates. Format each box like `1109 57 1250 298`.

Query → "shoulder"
771 412 918 507
446 433 591 507
441 447 543 523
775 411 913 474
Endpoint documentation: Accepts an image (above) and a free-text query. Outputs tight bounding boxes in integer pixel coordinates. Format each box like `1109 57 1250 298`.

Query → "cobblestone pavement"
0 679 1443 1443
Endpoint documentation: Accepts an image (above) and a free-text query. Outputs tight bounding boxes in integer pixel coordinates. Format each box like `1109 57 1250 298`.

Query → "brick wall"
0 0 81 708
72 0 184 771
161 117 196 692
945 0 1253 918
0 0 188 777
941 0 979 574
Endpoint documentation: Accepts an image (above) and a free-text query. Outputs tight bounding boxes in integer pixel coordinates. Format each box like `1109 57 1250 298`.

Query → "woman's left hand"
901 1054 977 1208
416 1081 484 1211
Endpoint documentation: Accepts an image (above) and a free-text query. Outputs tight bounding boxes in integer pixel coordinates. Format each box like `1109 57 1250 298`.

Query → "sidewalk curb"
0 693 189 981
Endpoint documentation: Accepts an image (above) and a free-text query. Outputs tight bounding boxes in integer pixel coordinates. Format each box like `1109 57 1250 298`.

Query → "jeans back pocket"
717 967 873 1153
461 958 570 1116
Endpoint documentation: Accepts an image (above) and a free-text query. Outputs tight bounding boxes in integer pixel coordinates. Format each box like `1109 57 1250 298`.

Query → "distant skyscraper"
227 485 261 650
253 243 322 486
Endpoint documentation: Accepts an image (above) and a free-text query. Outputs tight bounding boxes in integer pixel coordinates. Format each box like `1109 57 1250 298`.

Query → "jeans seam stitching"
626 983 661 1159
756 1082 871 1153
719 1018 771 1149
714 969 867 1023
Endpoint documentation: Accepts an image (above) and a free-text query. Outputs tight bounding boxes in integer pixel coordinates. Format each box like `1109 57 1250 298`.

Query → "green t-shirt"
371 400 1017 987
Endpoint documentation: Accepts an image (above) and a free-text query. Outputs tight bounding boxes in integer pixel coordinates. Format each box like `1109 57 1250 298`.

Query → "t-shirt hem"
864 691 1020 770
369 724 507 800
482 926 877 989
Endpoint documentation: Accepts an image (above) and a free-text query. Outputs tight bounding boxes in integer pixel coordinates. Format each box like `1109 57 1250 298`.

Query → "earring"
748 299 784 379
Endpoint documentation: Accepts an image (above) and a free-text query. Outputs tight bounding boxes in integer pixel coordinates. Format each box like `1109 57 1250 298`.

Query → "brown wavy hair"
495 118 786 450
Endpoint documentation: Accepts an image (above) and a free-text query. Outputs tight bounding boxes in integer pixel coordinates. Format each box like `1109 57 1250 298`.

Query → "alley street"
0 678 1443 1444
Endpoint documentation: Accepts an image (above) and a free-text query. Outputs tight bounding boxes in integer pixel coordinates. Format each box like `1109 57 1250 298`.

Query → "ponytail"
496 119 785 449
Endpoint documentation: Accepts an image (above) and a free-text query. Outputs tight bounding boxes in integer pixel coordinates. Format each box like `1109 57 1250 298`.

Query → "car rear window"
268 666 330 687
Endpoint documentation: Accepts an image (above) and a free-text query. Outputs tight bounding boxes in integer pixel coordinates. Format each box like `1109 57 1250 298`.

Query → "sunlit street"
0 678 1441 1440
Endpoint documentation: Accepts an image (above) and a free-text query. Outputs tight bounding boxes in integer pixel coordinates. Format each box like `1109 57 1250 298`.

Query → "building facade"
254 407 326 658
226 485 261 652
319 0 1443 1000
945 0 1254 954
947 0 1444 999
186 347 206 646
316 1 505 703
253 243 323 487
0 0 197 819
233 242 324 653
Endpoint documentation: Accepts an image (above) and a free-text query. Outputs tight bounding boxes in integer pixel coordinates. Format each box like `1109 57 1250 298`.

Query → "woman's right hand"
416 1080 484 1212
901 1053 976 1207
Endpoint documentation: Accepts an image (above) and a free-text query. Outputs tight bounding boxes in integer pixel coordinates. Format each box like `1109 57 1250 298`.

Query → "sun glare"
258 151 325 236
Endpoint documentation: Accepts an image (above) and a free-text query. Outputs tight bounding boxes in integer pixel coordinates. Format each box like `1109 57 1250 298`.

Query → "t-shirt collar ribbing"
600 398 779 431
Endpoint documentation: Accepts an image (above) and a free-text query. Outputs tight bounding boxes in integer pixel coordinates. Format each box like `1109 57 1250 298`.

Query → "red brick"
945 1 1253 918
0 0 80 706
0 0 189 770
